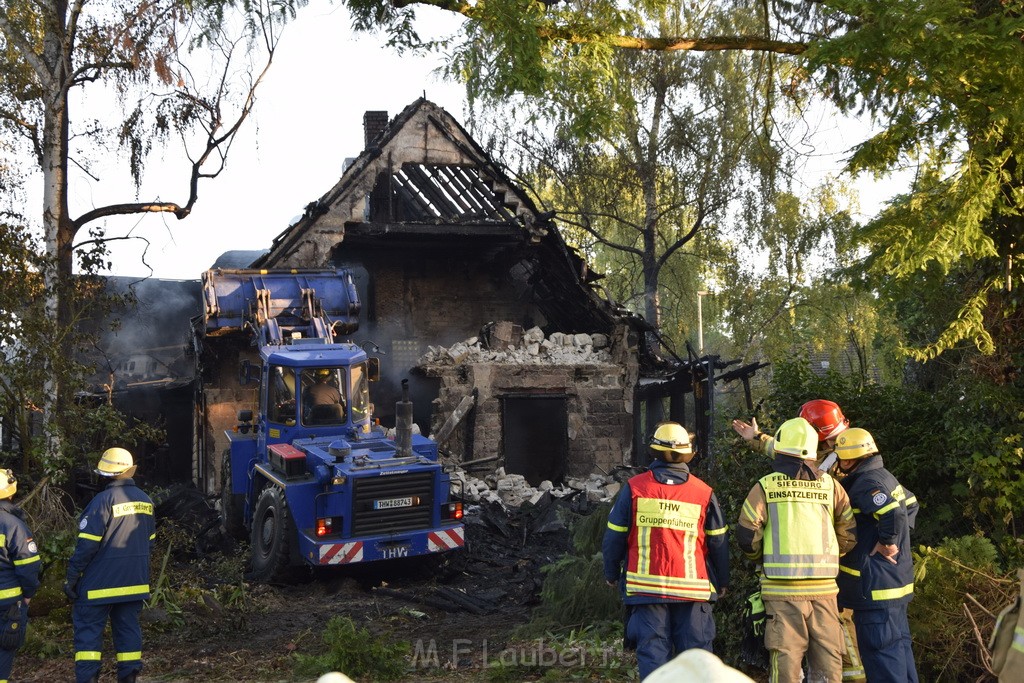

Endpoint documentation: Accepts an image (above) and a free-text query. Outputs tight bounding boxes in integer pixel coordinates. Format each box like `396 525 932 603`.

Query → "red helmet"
799 399 849 441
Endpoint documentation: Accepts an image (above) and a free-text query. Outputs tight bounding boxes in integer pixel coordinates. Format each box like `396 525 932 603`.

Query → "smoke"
89 277 203 387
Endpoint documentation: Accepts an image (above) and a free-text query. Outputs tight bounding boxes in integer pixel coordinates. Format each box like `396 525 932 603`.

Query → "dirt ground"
17 496 598 682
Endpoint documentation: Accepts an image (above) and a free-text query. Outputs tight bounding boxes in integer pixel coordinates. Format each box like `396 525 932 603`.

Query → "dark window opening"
501 395 568 487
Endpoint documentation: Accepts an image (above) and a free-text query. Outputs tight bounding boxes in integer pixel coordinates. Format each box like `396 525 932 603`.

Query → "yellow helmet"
0 470 16 499
834 428 878 460
773 417 819 460
650 422 694 463
96 447 136 478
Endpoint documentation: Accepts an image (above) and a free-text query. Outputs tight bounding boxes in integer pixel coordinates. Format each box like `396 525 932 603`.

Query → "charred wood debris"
154 466 635 620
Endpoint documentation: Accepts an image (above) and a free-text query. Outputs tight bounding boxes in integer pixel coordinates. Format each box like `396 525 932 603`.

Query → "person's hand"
606 580 617 588
870 542 899 565
63 579 78 601
732 418 758 441
718 588 728 599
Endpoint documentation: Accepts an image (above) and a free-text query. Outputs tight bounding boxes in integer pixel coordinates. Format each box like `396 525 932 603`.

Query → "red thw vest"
625 470 714 601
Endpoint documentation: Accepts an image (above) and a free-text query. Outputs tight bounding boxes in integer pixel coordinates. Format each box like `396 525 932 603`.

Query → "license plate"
374 497 414 510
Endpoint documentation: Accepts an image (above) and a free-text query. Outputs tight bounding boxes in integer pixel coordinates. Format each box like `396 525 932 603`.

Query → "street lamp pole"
697 290 708 354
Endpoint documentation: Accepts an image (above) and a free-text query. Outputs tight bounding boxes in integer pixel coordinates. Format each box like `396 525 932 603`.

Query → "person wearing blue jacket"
602 423 730 680
833 429 920 683
0 469 41 683
64 448 156 683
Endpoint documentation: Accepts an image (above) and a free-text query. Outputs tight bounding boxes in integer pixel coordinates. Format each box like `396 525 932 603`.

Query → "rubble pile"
452 467 624 506
419 326 612 366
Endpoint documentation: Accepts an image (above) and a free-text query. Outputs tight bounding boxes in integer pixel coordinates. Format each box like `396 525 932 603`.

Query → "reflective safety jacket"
0 500 41 606
67 479 155 605
837 456 918 610
603 460 730 605
737 464 856 601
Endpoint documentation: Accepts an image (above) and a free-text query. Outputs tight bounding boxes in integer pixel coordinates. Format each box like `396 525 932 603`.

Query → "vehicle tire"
220 449 246 539
248 485 294 582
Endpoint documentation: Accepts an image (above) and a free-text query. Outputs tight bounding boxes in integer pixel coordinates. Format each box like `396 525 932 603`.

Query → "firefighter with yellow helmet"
834 428 920 682
0 469 41 681
603 422 730 680
733 399 866 682
736 417 857 682
64 448 155 683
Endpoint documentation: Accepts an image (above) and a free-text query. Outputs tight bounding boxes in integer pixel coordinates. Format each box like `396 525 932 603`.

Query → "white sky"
95 0 467 280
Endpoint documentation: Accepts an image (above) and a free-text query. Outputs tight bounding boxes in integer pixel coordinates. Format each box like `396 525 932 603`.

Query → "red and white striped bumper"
319 541 364 565
427 526 465 552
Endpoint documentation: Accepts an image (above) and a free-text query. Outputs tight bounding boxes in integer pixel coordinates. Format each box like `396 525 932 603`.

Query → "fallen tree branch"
961 602 994 675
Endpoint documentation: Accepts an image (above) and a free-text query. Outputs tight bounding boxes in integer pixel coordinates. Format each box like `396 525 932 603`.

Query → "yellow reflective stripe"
851 508 861 514
637 526 651 575
841 616 864 677
705 525 728 536
1013 626 1024 653
840 507 854 520
79 532 103 542
871 583 914 601
626 572 712 600
0 535 4 545
873 501 900 518
626 571 712 588
76 651 102 661
904 496 917 507
742 499 759 523
149 533 156 541
0 587 22 600
117 651 142 662
86 584 150 600
606 521 628 533
13 555 40 566
839 564 861 577
760 577 838 597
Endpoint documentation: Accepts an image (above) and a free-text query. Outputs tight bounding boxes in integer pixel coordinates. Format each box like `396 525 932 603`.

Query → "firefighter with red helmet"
603 422 730 680
64 448 155 683
732 399 849 459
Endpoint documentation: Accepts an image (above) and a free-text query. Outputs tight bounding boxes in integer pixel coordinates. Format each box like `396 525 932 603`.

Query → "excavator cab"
301 367 347 426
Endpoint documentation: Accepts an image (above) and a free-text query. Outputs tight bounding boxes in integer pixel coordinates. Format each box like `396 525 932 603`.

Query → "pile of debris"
418 323 612 366
452 467 624 507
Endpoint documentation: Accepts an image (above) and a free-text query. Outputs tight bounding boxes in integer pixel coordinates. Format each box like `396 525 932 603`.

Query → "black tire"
220 449 246 539
248 485 294 582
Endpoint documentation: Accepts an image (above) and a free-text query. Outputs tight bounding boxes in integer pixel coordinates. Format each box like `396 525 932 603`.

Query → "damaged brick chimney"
363 110 389 150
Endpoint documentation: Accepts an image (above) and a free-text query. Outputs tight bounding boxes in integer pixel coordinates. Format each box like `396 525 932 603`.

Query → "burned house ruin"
187 98 765 496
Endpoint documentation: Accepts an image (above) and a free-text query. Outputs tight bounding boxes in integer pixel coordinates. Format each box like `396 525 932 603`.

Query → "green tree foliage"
0 0 295 467
340 0 1024 362
805 0 1024 359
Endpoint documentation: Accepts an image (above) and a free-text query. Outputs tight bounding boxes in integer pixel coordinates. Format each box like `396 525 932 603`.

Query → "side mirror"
367 357 380 382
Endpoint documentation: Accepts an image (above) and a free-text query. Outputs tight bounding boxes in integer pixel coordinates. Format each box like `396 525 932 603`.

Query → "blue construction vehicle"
202 268 465 580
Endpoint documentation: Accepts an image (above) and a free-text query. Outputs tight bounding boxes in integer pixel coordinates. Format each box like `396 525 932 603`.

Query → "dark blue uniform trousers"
852 606 919 683
626 602 715 680
73 601 143 682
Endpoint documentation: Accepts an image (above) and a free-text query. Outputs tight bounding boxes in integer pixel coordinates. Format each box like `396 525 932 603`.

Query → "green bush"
292 616 408 681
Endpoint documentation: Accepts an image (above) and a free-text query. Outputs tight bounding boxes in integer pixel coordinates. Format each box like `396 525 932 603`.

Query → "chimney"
363 110 388 150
